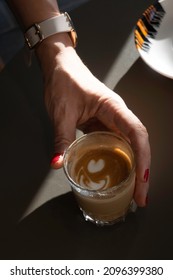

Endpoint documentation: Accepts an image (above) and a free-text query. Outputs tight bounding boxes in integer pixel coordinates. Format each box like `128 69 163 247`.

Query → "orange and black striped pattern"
135 1 165 52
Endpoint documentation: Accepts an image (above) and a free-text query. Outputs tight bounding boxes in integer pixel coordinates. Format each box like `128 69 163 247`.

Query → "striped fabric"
134 1 165 52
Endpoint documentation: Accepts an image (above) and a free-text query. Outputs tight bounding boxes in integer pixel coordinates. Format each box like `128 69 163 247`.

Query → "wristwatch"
24 12 77 49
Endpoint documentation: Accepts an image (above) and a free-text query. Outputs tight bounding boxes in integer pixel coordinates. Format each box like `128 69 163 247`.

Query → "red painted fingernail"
144 168 150 183
51 153 63 165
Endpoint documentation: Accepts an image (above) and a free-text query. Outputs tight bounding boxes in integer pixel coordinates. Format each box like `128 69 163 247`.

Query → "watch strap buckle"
25 23 44 49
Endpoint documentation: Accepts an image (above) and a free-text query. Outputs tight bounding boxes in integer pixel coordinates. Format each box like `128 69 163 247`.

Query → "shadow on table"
115 57 173 260
71 0 153 81
0 52 54 234
115 57 173 185
1 191 145 260
1 186 173 260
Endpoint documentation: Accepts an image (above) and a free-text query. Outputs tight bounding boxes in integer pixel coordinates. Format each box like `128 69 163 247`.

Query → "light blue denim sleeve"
0 0 90 67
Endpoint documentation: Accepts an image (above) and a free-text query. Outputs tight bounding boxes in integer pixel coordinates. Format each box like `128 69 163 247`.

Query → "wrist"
35 32 76 75
36 31 73 52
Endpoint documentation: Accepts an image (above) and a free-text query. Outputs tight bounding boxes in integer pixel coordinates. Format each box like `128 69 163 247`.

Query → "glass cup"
63 131 136 226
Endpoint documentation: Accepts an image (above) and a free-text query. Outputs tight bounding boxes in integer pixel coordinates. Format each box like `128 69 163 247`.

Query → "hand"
36 33 151 207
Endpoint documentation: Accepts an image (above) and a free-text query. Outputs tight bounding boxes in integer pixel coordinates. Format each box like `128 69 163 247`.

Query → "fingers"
134 169 150 207
96 96 151 207
128 125 151 207
50 117 76 169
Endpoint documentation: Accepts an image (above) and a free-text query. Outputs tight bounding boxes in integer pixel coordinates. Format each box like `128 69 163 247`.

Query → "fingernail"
144 168 150 183
51 153 63 165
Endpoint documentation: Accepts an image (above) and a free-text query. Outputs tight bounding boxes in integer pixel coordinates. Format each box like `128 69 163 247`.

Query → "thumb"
50 119 76 169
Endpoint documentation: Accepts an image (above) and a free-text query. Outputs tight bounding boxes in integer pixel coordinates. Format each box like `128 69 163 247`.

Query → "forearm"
7 0 61 29
7 0 74 60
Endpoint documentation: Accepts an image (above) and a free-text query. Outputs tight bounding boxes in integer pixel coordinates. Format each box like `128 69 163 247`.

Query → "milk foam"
76 158 110 190
79 174 110 190
87 159 105 173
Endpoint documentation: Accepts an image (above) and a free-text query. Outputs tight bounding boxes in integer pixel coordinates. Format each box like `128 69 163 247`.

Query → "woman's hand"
36 33 151 208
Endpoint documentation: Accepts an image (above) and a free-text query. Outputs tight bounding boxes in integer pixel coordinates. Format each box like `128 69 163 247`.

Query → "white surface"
137 0 173 78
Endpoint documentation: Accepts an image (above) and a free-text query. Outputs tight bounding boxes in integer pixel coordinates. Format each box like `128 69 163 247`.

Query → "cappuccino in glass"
63 132 136 225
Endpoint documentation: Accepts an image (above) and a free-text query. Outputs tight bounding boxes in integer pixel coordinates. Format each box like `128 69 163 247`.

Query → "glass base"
81 200 137 226
82 211 126 226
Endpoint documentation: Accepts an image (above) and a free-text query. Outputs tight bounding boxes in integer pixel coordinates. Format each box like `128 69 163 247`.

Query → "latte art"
72 148 132 191
87 159 105 173
78 166 110 190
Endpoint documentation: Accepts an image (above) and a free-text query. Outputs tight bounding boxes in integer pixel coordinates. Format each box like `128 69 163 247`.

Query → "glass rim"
63 131 136 194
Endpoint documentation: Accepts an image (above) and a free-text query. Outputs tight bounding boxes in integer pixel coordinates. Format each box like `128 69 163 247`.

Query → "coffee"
63 132 136 225
71 147 132 191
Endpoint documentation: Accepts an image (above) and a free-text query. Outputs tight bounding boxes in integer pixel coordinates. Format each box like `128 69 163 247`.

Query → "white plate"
135 0 173 78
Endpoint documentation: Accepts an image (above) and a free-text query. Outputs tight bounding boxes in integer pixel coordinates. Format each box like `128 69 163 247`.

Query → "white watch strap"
25 13 74 49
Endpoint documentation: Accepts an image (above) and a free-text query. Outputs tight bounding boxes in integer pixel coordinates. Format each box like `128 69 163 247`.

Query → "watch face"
134 0 173 78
